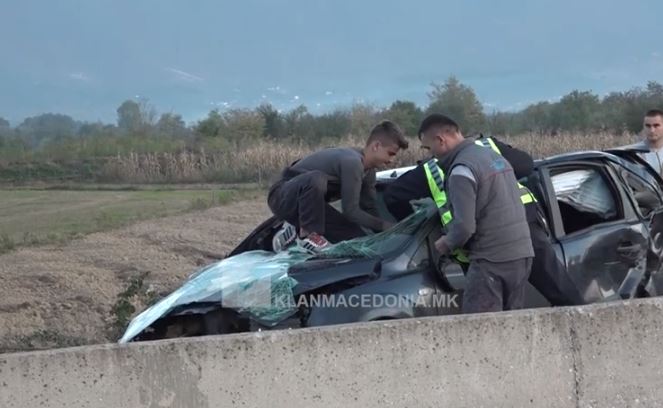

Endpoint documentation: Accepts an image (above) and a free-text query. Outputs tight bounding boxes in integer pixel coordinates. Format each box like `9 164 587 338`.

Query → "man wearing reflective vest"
383 114 584 307
423 137 537 265
416 113 534 312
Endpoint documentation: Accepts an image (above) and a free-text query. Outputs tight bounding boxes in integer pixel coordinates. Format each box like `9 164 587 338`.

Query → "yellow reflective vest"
423 137 536 264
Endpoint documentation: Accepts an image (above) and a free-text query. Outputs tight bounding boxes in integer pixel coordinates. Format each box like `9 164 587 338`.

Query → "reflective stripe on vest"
475 137 500 154
423 159 453 225
423 159 470 264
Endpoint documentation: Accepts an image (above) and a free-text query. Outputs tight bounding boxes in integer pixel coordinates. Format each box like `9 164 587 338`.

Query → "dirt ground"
0 198 271 353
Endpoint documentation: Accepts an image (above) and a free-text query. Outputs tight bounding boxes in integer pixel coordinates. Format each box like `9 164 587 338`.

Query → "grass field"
0 186 261 253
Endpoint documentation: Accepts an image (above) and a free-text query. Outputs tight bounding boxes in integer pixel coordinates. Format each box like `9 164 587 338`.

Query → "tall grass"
99 132 641 184
100 141 313 184
501 131 639 159
0 132 642 185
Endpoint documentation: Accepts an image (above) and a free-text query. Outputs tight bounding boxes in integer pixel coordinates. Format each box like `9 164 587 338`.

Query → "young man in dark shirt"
268 120 409 253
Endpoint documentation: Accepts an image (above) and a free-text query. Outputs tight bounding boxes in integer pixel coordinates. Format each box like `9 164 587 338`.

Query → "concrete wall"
2 299 663 408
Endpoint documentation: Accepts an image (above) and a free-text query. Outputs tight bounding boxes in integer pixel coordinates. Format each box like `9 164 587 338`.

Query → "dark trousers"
527 215 585 306
462 257 533 313
267 170 366 243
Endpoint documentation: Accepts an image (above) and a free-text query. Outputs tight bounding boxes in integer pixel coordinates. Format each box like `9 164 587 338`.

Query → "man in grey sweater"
268 120 409 253
418 114 534 313
634 109 663 177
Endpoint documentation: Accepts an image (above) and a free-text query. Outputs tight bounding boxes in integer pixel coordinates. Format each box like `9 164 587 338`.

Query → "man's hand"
382 220 396 231
434 236 449 255
409 197 432 211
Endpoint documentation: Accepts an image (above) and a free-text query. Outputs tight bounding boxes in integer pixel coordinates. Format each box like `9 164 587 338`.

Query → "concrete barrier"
2 299 663 408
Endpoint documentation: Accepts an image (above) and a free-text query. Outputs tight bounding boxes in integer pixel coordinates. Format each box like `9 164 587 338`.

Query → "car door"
351 218 461 320
609 160 663 297
426 220 551 310
413 224 464 315
539 160 649 303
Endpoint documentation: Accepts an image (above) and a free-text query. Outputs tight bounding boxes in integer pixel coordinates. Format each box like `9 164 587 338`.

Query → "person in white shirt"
636 109 663 177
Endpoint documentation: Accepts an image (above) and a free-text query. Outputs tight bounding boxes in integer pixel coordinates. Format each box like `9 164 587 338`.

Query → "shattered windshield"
317 203 432 258
119 249 312 342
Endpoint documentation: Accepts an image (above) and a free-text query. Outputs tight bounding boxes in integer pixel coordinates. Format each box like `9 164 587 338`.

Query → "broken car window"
551 167 620 234
618 168 663 218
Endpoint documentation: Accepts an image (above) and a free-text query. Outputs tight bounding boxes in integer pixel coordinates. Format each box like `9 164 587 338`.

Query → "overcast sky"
1 0 661 125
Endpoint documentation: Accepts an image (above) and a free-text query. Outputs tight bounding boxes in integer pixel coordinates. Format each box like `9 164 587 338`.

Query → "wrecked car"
119 145 663 343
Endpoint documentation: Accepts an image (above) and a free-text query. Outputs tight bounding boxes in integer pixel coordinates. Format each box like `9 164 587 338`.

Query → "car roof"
376 165 417 182
378 144 657 184
533 144 663 184
377 151 630 181
534 150 625 167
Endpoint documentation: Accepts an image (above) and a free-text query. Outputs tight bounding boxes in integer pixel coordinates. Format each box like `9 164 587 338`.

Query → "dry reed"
100 132 642 184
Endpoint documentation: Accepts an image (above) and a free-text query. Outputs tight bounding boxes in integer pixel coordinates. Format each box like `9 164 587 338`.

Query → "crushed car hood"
119 205 431 343
119 250 382 343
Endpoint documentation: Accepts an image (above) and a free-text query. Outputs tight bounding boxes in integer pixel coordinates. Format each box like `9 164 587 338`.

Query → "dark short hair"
367 120 409 149
417 113 459 139
645 109 663 118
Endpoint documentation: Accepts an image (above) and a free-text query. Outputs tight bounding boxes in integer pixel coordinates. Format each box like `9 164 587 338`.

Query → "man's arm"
382 164 430 221
438 165 477 252
359 170 380 218
340 157 386 231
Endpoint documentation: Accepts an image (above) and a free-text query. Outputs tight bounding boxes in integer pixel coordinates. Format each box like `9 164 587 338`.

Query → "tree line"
1 76 662 163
